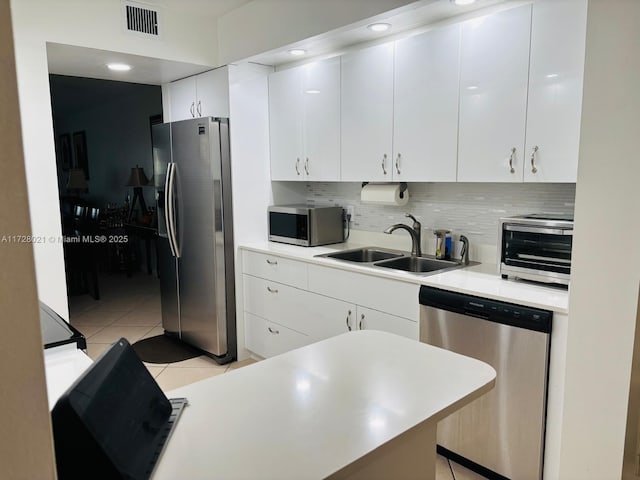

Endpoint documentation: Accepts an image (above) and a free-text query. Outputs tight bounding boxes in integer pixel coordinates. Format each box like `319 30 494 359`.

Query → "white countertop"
43 344 93 410
153 331 495 480
240 241 569 313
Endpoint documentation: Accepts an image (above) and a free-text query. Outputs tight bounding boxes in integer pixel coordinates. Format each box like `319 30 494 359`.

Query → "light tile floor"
68 272 257 393
69 273 485 480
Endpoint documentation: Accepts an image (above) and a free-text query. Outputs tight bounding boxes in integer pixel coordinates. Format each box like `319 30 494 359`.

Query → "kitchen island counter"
153 330 495 479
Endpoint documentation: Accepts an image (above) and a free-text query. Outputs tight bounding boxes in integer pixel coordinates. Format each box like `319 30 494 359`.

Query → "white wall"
558 1 640 478
217 0 419 64
10 0 219 317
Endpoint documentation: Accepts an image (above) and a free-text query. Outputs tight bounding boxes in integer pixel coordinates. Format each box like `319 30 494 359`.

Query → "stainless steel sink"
319 247 405 263
374 256 462 274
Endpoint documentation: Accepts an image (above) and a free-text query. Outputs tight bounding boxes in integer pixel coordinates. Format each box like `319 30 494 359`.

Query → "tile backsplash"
279 182 575 247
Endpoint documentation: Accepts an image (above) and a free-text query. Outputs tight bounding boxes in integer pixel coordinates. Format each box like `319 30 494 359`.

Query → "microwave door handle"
505 225 574 236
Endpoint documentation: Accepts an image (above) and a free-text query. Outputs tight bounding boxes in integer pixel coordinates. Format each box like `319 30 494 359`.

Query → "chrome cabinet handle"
395 153 401 175
381 154 387 175
265 259 278 265
197 100 202 116
268 327 279 335
530 146 539 173
359 314 365 330
266 286 278 293
508 147 516 174
346 310 352 331
190 102 195 118
304 158 309 175
295 158 300 176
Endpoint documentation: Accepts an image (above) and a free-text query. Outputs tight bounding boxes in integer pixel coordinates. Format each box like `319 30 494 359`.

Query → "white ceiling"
245 0 511 68
46 0 512 85
46 43 209 85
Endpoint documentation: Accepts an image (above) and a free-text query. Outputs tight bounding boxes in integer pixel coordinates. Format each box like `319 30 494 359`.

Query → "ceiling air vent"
123 1 160 37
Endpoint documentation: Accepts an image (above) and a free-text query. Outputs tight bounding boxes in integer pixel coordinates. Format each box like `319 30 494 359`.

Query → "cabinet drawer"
242 250 307 289
308 264 419 321
244 312 310 358
356 306 418 341
243 275 310 334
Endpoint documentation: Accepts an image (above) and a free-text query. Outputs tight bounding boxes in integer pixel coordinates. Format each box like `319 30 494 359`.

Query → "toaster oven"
499 214 574 286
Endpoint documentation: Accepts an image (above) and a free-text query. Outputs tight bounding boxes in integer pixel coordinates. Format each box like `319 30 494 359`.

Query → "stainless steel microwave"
268 205 344 247
499 214 574 286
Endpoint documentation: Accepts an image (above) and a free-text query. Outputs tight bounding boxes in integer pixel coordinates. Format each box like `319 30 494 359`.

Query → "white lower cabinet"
244 313 309 359
355 306 418 340
241 250 420 358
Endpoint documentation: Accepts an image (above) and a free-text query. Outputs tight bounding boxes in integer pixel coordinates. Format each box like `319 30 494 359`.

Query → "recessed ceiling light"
367 23 391 32
546 73 559 79
107 63 132 72
467 85 479 90
451 0 476 5
304 89 321 94
288 49 307 56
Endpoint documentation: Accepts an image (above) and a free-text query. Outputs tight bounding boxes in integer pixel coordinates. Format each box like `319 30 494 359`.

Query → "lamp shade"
125 165 149 187
67 168 88 190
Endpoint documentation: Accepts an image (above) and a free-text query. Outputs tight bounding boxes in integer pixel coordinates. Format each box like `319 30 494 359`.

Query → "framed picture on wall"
58 133 72 170
72 130 89 179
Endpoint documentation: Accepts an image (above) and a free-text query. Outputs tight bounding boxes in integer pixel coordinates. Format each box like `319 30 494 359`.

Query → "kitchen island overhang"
152 330 495 480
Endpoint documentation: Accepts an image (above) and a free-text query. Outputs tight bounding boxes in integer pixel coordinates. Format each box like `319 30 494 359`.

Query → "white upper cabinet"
168 67 230 122
269 67 304 180
169 76 197 122
393 24 461 182
524 0 587 182
457 5 532 182
341 43 395 182
302 58 341 181
269 58 340 181
196 68 230 118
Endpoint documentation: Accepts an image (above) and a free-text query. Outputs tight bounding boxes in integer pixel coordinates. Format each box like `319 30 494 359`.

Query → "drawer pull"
359 314 365 330
268 327 280 335
346 310 352 331
266 286 279 293
265 259 278 265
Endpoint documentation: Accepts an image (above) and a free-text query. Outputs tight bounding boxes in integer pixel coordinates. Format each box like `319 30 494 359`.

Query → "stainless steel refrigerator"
152 117 236 364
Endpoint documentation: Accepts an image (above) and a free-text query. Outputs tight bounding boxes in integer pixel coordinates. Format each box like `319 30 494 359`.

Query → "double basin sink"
315 247 463 275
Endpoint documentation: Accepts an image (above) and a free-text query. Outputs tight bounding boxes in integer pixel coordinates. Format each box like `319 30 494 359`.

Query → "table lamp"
67 168 88 195
126 165 149 222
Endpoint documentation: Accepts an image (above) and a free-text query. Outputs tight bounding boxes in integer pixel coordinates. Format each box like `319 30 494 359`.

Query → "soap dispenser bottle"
433 229 451 259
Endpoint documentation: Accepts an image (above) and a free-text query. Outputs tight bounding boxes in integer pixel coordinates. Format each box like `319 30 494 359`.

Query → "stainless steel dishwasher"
419 286 552 480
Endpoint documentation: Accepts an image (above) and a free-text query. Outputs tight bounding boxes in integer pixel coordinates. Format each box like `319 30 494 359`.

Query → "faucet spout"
383 215 422 256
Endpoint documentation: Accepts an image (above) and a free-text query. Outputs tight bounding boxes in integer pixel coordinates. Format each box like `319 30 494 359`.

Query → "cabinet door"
457 5 532 182
524 0 587 182
169 76 197 122
269 68 304 181
304 291 356 342
356 306 418 341
302 57 341 181
341 43 394 182
393 24 460 182
196 67 230 118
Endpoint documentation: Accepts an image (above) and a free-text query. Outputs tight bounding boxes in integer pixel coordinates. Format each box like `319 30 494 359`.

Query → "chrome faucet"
384 213 422 256
460 234 470 266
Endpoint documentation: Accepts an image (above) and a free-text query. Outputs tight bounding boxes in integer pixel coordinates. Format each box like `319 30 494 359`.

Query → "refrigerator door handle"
166 162 179 258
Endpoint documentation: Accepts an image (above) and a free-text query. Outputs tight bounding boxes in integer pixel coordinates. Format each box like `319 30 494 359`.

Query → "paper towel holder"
361 182 408 199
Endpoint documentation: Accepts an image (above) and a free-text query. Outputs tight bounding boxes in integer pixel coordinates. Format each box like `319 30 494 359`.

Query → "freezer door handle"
166 162 180 258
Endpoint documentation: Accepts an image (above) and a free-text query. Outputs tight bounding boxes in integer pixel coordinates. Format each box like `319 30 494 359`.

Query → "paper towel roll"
360 183 409 206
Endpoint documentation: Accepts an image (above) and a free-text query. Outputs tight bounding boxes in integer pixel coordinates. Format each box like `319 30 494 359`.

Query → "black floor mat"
132 335 201 364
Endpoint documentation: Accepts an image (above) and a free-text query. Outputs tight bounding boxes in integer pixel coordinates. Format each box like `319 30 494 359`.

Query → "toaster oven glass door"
502 227 572 275
269 212 308 241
